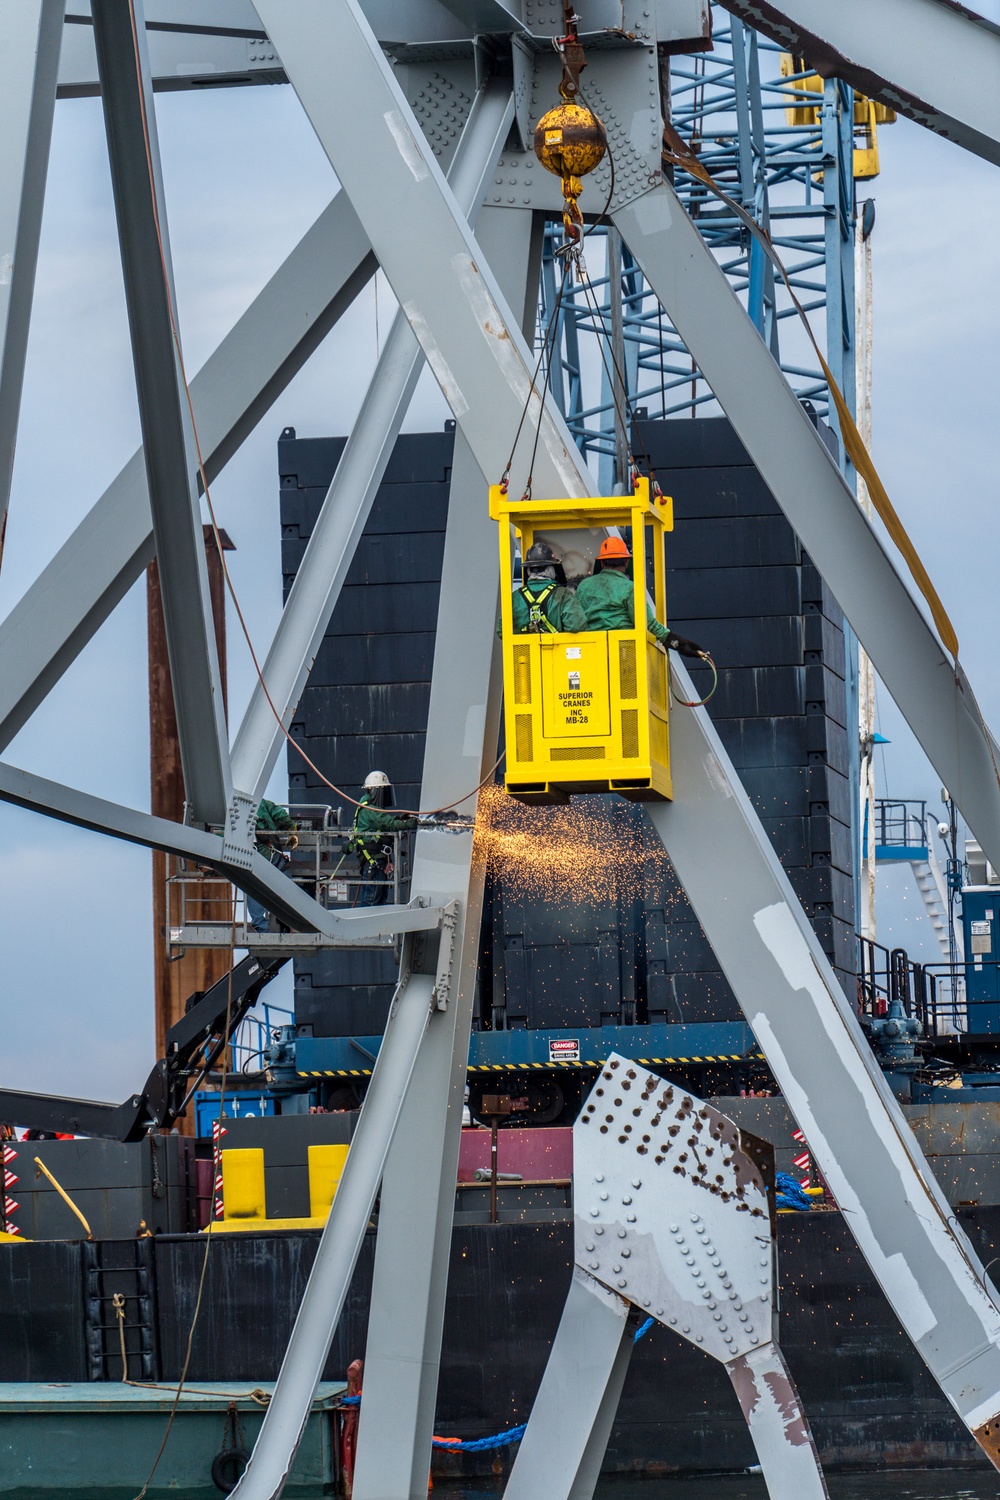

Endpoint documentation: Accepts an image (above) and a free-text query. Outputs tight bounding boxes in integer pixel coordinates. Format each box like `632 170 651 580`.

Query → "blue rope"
338 1394 526 1451
431 1425 528 1452
775 1171 813 1212
341 1315 656 1450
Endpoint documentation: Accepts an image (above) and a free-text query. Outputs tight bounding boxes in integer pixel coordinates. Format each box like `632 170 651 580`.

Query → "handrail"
164 814 411 953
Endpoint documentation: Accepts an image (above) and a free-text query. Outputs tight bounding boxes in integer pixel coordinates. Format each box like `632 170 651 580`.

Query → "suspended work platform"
492 478 674 805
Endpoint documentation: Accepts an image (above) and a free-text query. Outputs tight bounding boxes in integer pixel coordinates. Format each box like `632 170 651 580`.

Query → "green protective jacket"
496 578 589 636
575 567 670 642
352 793 418 846
255 798 295 859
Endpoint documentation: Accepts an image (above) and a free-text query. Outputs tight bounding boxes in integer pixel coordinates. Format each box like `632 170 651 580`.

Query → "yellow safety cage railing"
491 478 674 805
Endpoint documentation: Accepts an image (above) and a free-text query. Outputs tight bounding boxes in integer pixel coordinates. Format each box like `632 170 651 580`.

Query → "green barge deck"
0 1380 346 1497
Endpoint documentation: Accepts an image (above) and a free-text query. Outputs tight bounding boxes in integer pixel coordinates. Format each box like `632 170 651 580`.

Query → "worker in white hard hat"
349 771 418 906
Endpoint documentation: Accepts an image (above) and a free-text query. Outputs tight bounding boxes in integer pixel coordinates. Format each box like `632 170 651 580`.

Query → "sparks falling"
474 783 677 908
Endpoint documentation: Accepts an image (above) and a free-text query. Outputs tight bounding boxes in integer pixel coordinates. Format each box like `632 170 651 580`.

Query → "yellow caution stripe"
298 1052 762 1079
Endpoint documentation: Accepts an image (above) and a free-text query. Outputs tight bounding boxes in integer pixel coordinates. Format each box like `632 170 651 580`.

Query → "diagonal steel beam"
0 0 64 552
0 757 443 940
504 1273 633 1500
612 181 1000 880
253 0 590 508
0 191 374 753
351 206 539 1500
243 0 1000 1472
719 0 1000 168
93 0 232 823
648 666 1000 1469
352 431 507 1498
230 968 436 1500
230 79 515 801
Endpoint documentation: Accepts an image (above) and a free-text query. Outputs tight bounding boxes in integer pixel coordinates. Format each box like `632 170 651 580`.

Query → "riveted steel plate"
574 1053 772 1363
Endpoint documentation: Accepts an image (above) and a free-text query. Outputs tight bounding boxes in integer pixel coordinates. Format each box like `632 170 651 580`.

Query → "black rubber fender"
211 1447 249 1493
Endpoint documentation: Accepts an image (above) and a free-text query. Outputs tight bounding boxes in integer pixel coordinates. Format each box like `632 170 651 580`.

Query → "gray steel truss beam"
352 431 506 1499
719 0 1000 168
253 0 591 508
504 1272 633 1500
66 1 264 33
0 190 374 754
92 0 232 825
566 1305 636 1500
729 1344 829 1498
230 969 437 1500
611 181 1000 882
251 2 1000 1463
649 666 1000 1463
59 0 710 97
0 0 64 547
230 79 515 802
0 757 442 940
351 205 536 1500
59 8 281 97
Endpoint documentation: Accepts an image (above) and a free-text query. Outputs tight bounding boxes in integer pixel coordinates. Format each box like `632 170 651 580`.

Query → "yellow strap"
33 1155 92 1238
521 582 558 632
661 122 959 664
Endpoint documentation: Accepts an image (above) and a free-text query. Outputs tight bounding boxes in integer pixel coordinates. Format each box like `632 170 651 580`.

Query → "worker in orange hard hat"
576 536 705 657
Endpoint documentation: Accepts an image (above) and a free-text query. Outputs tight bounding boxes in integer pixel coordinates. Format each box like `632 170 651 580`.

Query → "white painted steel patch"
574 1054 772 1364
630 188 672 237
402 303 469 418
383 109 429 181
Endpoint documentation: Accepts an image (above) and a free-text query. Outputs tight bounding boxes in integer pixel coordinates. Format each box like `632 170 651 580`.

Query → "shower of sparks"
475 783 678 907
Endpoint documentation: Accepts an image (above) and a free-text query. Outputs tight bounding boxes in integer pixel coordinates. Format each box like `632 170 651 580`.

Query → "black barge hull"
3 1211 997 1478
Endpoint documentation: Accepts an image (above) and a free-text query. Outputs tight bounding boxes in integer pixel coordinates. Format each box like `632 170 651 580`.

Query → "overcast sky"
0 45 997 1100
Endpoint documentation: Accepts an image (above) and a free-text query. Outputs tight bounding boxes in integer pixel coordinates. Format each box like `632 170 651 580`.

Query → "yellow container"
220 1148 266 1222
308 1143 349 1221
492 478 673 804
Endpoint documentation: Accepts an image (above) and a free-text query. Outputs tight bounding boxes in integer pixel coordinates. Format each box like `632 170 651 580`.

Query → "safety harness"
349 795 385 869
519 581 557 633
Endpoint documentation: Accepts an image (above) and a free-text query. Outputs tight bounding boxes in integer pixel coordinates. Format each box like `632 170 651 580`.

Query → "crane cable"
531 133 718 706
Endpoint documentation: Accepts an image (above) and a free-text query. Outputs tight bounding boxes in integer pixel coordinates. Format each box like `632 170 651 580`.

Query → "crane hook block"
491 479 674 807
534 102 607 241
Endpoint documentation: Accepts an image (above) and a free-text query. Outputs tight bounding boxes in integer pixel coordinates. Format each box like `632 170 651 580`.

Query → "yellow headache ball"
534 103 607 180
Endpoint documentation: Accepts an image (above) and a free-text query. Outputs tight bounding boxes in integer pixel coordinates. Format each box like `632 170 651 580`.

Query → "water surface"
437 1475 1000 1499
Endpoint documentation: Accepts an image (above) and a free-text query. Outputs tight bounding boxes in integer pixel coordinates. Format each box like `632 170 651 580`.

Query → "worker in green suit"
247 798 297 932
498 539 588 636
350 771 419 906
575 536 705 657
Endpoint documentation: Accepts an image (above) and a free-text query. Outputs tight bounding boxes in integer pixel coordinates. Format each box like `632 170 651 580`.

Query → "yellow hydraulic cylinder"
492 478 674 805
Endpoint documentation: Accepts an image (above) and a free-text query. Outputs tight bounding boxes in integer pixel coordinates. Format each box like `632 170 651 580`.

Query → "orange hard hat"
597 536 630 561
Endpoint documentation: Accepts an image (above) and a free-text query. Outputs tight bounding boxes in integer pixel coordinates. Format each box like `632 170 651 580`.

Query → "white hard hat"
364 770 390 789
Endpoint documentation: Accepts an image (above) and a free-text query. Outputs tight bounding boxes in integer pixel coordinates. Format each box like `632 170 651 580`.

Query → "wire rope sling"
492 8 713 806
